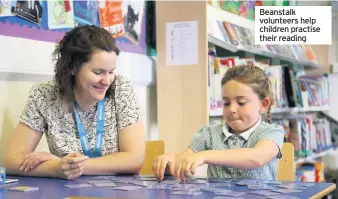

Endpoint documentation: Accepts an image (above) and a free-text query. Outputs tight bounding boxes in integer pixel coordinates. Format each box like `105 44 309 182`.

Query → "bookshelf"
156 1 333 181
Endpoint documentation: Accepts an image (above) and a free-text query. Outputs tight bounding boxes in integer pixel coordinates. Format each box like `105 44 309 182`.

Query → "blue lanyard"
73 100 105 158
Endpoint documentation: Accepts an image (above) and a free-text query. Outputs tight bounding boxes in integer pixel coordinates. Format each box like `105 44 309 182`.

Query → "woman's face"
74 50 117 103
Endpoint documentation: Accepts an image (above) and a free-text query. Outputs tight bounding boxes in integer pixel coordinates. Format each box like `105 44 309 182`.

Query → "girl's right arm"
152 148 194 181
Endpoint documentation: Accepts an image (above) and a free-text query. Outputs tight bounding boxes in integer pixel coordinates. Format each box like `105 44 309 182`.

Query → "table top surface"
0 175 336 199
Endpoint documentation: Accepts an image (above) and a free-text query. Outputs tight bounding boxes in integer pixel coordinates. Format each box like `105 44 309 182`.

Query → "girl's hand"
175 153 205 182
152 153 176 181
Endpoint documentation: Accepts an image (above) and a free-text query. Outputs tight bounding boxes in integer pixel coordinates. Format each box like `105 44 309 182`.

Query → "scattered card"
247 184 274 190
147 184 173 190
200 187 230 193
209 182 231 187
294 182 315 187
8 186 39 192
235 181 257 186
267 196 301 199
272 189 303 193
213 197 245 199
171 191 202 196
173 184 194 189
215 191 246 196
64 184 92 188
135 177 158 181
171 184 194 191
92 176 115 180
113 176 134 181
260 180 283 185
94 182 116 187
208 178 232 182
233 179 257 183
277 184 305 189
160 180 179 185
113 186 142 191
87 180 112 184
250 190 281 196
186 179 209 184
129 181 158 187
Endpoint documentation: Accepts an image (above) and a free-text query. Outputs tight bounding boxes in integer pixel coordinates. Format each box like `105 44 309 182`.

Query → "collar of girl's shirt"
222 116 262 142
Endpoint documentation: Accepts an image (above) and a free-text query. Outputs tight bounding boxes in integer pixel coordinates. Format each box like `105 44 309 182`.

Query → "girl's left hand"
175 153 205 182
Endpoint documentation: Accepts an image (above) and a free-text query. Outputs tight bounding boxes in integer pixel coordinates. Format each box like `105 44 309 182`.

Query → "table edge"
309 184 336 199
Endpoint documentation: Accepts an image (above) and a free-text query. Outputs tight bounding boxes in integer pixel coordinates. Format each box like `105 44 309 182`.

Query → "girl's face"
74 50 117 103
222 80 270 133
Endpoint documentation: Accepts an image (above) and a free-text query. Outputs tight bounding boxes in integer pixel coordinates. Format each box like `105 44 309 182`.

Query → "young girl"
152 65 285 182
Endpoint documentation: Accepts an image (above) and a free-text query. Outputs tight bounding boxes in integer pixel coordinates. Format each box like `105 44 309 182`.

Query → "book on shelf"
207 4 319 66
207 48 330 114
273 116 333 160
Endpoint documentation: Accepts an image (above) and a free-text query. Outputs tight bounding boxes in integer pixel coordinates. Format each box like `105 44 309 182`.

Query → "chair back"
139 140 165 175
277 142 295 181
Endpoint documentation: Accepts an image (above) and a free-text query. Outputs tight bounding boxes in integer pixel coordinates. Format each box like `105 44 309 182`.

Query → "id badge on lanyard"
74 100 105 158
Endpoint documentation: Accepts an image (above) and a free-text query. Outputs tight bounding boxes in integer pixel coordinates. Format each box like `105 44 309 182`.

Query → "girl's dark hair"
221 65 273 123
53 25 120 102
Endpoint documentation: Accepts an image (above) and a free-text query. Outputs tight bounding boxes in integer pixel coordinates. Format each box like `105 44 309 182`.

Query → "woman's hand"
152 153 176 181
175 153 205 182
19 152 59 172
56 153 89 180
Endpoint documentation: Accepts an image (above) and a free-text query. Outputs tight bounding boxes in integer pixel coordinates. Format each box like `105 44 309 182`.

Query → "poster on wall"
0 0 147 55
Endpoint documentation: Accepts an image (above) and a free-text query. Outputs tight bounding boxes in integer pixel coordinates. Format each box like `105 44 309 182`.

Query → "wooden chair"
277 142 295 181
139 140 165 175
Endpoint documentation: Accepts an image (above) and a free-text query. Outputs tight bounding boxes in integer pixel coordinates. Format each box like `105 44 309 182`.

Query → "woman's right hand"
56 153 89 180
152 153 176 181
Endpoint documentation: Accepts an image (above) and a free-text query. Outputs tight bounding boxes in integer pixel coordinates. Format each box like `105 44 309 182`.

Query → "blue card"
267 196 301 199
200 187 230 193
94 182 116 187
87 180 112 184
213 196 245 199
128 180 158 187
64 184 92 188
147 184 173 190
215 191 246 196
210 182 231 187
250 190 281 196
92 176 115 180
0 167 5 185
171 191 202 196
113 186 142 191
247 184 274 190
272 189 302 193
208 178 232 182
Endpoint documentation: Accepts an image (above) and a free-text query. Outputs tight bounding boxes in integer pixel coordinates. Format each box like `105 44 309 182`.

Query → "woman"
3 25 145 180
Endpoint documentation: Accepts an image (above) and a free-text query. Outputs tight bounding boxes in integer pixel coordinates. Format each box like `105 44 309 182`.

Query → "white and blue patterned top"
189 118 285 180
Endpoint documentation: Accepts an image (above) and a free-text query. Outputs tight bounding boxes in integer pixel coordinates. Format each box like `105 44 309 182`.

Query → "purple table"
0 175 335 199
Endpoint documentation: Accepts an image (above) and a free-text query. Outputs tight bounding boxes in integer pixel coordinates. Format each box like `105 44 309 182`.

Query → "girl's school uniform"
189 118 285 180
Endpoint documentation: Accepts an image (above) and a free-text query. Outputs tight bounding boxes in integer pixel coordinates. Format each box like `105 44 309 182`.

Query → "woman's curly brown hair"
53 25 120 102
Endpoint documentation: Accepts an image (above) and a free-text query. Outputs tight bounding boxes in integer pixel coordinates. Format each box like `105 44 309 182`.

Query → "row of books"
274 117 333 160
265 66 330 109
208 47 330 112
296 161 324 182
207 4 318 66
